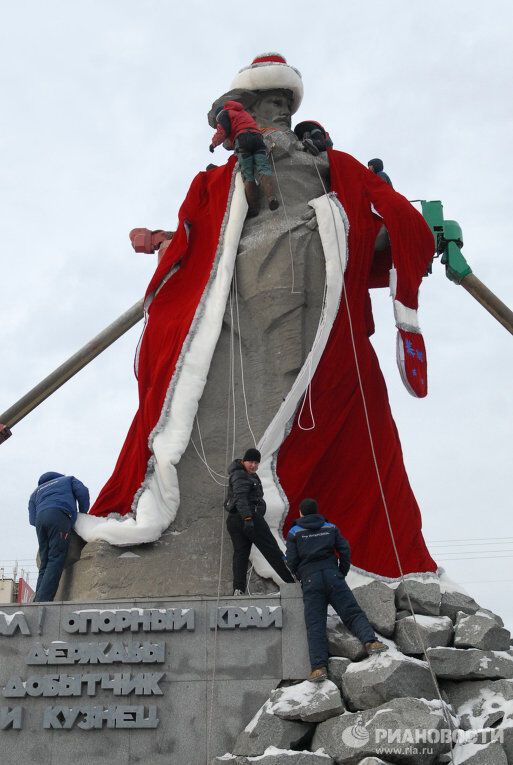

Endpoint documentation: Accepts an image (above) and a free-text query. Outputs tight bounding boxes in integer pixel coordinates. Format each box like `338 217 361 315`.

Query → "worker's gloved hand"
243 516 255 535
209 144 215 153
302 137 320 156
301 207 318 231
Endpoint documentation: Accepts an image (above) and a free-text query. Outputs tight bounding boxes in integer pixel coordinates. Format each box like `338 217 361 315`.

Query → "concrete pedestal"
0 585 308 765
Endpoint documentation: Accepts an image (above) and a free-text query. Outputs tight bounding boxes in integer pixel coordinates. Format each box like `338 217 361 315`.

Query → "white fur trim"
249 193 348 582
389 265 397 298
231 63 303 114
75 172 248 545
393 299 420 332
390 266 421 332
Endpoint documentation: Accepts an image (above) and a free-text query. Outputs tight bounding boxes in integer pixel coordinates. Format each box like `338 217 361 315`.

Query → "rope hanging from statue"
206 282 237 762
310 153 456 762
192 270 257 483
199 150 457 760
269 144 330 431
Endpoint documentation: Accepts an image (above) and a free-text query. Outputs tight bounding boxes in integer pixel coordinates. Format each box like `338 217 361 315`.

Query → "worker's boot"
244 180 260 218
365 640 388 656
308 666 327 683
259 175 279 211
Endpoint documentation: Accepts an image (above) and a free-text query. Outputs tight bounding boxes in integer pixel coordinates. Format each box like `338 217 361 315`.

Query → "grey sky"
1 1 512 622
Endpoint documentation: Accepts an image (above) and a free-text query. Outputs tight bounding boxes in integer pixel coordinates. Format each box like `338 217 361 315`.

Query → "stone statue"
65 53 436 601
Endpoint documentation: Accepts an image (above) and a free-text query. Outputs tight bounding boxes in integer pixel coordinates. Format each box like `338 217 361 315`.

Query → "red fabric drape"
90 150 436 578
276 152 436 576
92 158 236 516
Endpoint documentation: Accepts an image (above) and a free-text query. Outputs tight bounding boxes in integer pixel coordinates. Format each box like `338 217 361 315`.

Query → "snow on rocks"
475 608 504 627
441 678 513 730
452 737 508 764
439 591 480 622
212 748 334 764
426 647 513 680
269 680 344 723
312 697 451 763
394 614 453 655
219 582 513 765
352 581 396 638
340 647 438 711
327 657 351 689
454 612 511 651
395 578 441 616
326 616 367 661
233 700 310 757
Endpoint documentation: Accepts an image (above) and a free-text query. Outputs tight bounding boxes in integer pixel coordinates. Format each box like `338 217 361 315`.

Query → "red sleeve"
334 152 433 310
211 124 227 148
144 172 209 299
361 164 433 310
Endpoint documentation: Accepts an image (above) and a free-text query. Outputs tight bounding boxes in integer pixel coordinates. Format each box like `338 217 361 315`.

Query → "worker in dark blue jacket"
29 471 90 602
286 498 386 682
367 158 393 187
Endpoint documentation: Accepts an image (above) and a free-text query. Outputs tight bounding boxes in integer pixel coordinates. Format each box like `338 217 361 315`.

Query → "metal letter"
2 676 26 698
0 612 31 636
0 706 23 730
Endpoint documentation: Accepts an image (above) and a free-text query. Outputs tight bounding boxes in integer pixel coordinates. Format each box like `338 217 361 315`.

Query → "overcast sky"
1 1 512 624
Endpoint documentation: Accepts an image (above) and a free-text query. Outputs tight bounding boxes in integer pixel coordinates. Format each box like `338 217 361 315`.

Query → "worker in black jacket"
226 448 294 595
286 498 387 682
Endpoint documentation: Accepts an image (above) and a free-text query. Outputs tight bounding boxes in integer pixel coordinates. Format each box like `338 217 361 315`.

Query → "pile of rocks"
213 576 513 764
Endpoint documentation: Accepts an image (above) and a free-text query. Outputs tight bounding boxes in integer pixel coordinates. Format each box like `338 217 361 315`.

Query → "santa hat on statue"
230 53 304 114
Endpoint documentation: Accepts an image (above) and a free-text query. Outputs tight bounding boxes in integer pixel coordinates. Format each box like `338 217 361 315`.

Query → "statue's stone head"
249 89 293 129
208 53 302 130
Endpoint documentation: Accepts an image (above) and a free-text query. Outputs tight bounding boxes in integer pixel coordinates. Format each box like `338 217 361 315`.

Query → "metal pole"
0 298 144 431
461 274 513 335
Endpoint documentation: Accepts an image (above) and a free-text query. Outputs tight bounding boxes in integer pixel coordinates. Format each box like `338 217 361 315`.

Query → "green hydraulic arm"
418 200 513 335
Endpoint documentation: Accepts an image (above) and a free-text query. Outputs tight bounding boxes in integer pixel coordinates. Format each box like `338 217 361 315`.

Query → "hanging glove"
396 328 428 398
390 266 428 398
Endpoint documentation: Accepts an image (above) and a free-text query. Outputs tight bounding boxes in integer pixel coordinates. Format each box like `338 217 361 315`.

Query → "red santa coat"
78 149 437 579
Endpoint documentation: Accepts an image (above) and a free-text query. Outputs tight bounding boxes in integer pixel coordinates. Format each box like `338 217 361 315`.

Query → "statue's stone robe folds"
74 141 437 597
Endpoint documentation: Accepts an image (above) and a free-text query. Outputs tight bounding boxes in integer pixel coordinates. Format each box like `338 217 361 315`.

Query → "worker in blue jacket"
29 471 90 602
367 158 393 187
286 498 387 682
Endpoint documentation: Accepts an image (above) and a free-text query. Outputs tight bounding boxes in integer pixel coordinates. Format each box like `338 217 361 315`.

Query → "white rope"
229 287 237 459
269 148 301 295
233 268 257 447
206 282 237 762
271 146 330 431
190 428 227 485
295 222 328 432
311 155 456 761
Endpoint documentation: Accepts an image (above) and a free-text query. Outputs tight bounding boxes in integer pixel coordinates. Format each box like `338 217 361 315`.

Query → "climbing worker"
29 472 90 602
293 120 333 156
209 100 279 217
368 157 393 186
226 448 294 595
286 498 387 683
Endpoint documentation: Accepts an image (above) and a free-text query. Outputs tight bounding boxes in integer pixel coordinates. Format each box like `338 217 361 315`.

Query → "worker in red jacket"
210 100 279 217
